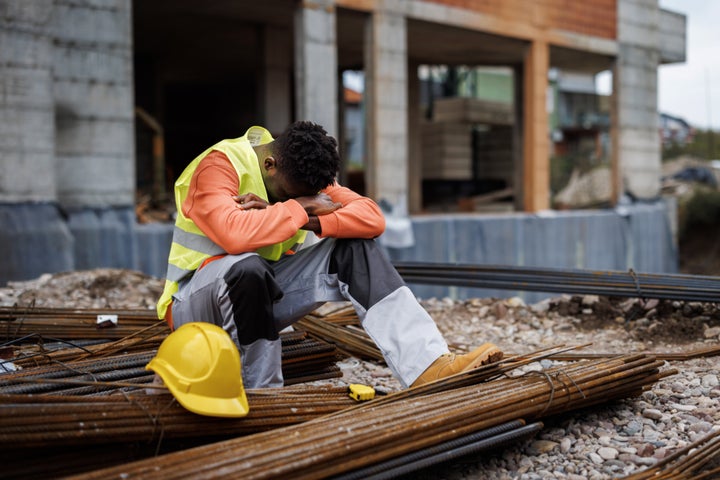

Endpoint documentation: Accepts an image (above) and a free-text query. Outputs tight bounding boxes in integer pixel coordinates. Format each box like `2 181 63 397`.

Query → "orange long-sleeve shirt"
183 150 386 255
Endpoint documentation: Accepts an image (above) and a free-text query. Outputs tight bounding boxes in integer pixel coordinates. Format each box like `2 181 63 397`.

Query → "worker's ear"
263 157 277 174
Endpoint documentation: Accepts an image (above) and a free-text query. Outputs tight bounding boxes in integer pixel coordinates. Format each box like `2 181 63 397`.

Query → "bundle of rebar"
394 262 720 302
0 332 342 395
296 314 382 361
0 305 162 341
0 386 358 479
6 321 169 369
70 352 673 480
0 385 356 448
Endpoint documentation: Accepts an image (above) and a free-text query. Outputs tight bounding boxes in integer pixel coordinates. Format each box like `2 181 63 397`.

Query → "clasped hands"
232 192 342 233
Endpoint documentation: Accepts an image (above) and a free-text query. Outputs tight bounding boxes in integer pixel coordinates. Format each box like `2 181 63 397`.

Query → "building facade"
0 0 686 290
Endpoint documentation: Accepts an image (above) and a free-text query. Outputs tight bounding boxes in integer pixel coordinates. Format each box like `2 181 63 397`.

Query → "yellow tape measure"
348 384 375 401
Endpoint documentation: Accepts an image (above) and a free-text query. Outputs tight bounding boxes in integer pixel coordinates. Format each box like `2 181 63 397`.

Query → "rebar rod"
333 421 544 480
621 427 720 479
0 387 357 448
68 352 669 480
393 262 720 302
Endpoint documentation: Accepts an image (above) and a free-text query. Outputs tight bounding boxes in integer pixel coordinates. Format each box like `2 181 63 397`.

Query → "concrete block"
50 3 131 46
621 148 660 171
0 0 53 29
59 0 130 10
56 153 134 207
53 80 133 119
0 106 54 150
374 12 405 49
299 5 335 44
375 78 407 109
55 117 134 156
0 67 54 108
619 128 660 150
618 44 660 68
617 107 657 129
52 44 131 83
376 109 407 136
0 29 52 67
0 151 56 200
618 22 659 49
659 9 686 63
376 51 407 79
408 0 451 22
618 2 658 29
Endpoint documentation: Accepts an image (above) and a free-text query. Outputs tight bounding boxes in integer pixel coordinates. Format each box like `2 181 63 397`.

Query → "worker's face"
262 157 315 202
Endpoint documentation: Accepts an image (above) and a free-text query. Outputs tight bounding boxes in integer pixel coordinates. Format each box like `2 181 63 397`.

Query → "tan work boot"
411 343 503 387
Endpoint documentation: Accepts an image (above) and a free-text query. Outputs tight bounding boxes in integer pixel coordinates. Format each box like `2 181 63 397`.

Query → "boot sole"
460 343 504 373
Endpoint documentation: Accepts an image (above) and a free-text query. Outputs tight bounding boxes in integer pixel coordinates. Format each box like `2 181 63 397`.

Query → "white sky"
657 0 720 129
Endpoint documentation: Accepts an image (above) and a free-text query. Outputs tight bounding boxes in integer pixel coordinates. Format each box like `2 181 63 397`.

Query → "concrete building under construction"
0 0 687 299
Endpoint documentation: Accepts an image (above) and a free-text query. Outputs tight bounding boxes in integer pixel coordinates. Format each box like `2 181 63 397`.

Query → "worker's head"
260 121 340 202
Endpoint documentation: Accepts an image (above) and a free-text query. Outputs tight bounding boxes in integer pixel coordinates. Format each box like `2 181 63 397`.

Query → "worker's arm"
183 151 309 254
312 182 386 239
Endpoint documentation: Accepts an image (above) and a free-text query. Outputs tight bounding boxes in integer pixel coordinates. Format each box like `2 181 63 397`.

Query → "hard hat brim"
146 358 250 418
165 386 250 418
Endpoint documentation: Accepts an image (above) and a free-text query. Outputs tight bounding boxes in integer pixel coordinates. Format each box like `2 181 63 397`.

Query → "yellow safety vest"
156 126 307 320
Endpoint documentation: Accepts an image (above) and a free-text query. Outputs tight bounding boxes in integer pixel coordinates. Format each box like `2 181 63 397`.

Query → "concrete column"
522 40 550 212
52 0 135 208
260 26 292 135
0 0 56 202
408 62 422 214
615 0 662 199
294 0 338 138
364 8 408 214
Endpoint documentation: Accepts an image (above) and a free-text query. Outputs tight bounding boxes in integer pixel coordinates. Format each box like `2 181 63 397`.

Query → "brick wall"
425 0 617 39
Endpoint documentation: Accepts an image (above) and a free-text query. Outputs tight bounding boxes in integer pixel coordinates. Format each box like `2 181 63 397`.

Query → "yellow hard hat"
146 322 249 418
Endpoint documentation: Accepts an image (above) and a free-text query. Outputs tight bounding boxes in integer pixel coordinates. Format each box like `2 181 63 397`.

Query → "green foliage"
663 129 720 161
678 187 720 239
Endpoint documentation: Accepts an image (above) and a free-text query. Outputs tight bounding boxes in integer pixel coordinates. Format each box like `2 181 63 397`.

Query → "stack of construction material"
422 97 515 182
0 386 358 478
67 351 673 479
421 121 474 180
0 305 343 387
0 306 346 476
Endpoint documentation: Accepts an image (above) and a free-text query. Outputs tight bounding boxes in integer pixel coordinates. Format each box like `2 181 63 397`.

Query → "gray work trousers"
171 238 448 388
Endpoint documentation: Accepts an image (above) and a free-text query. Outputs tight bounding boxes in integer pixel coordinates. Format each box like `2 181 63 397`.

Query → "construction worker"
157 121 502 389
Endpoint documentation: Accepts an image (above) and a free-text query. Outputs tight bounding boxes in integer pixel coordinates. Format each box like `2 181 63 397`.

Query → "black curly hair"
272 121 340 192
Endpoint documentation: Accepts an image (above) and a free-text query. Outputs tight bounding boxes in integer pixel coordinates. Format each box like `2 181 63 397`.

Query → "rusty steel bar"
0 387 357 449
334 421 544 480
296 315 383 361
393 262 720 302
621 428 720 479
66 353 669 480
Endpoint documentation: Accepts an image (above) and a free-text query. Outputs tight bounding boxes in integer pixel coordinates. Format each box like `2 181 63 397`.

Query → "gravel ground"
1 269 719 479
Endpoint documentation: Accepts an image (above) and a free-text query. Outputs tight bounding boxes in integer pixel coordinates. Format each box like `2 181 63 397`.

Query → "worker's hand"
301 215 322 234
294 193 342 216
233 193 268 210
